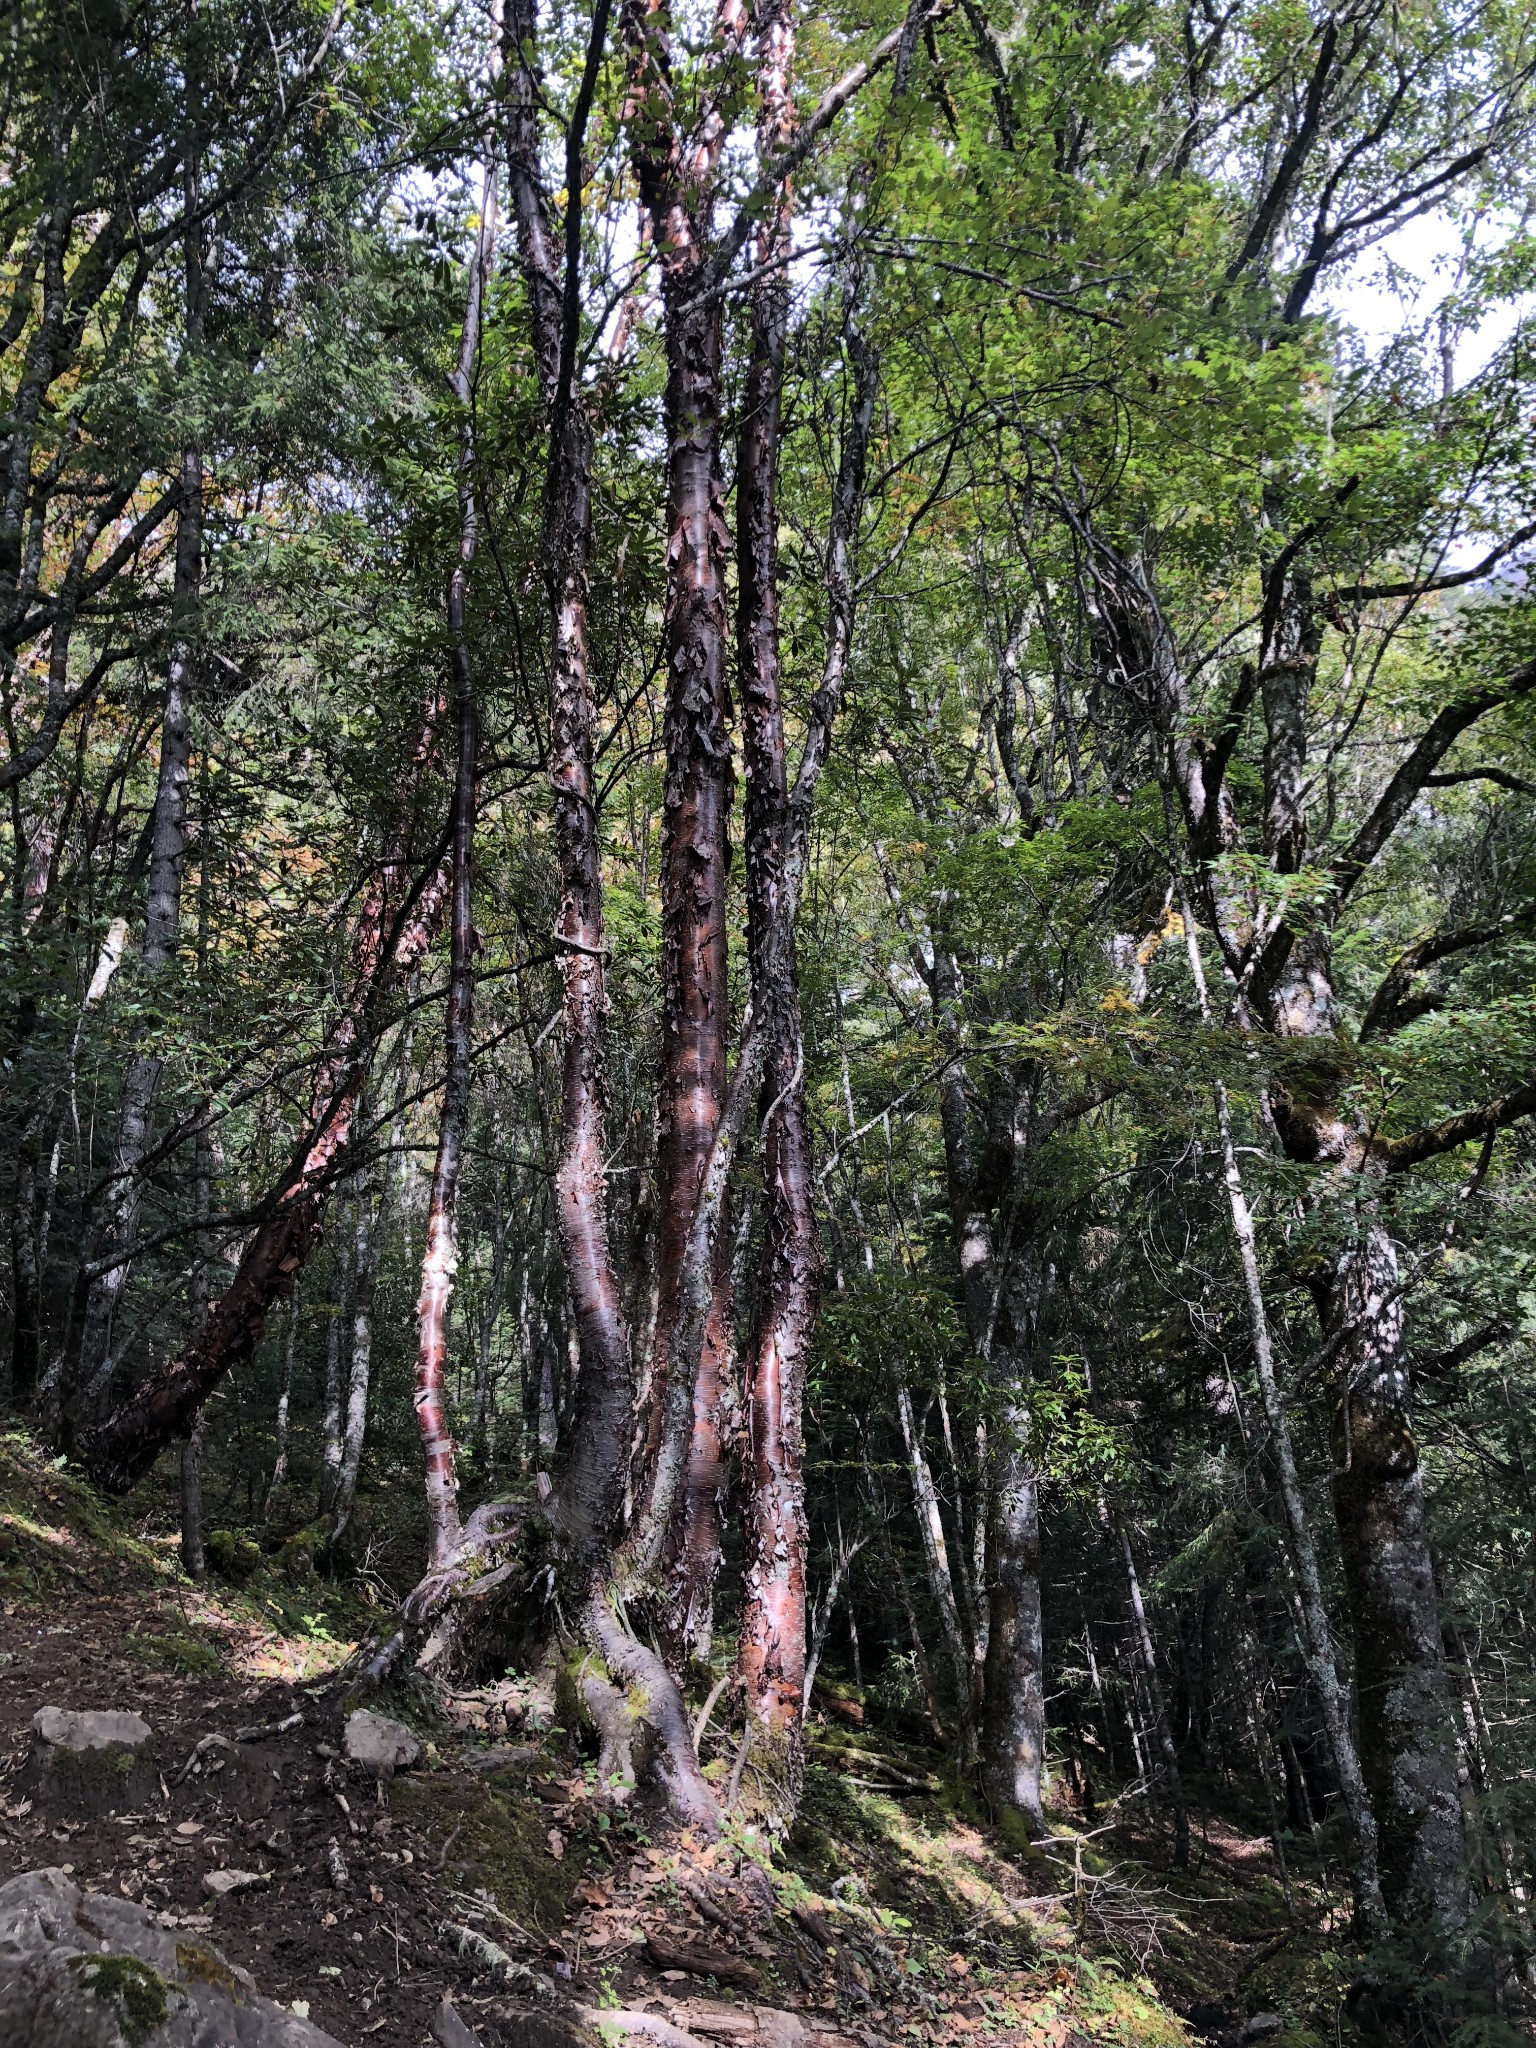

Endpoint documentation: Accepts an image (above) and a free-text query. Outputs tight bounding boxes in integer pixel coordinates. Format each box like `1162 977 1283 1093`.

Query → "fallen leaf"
175 1821 202 1836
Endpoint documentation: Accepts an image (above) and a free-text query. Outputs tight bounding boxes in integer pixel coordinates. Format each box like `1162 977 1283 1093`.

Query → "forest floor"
0 1430 1360 2048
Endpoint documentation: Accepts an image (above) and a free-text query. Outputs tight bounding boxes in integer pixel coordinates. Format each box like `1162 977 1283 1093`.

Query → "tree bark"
895 1381 973 1713
734 0 819 1795
409 144 497 1574
506 0 632 1558
319 1292 344 1519
1326 1210 1470 1927
78 844 450 1493
980 1385 1045 1839
1181 901 1387 1932
929 944 1043 1826
179 1119 216 1581
329 1172 380 1550
263 1285 299 1523
1118 1519 1189 1868
624 0 737 1583
70 137 210 1431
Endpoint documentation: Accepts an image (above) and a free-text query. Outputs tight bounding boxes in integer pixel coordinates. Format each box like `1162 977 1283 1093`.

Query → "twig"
691 1672 732 1753
726 1719 753 1812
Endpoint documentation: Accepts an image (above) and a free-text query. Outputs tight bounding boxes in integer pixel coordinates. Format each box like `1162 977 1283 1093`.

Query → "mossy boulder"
273 1522 325 1582
25 1707 158 1819
203 1528 260 1581
0 1867 345 2045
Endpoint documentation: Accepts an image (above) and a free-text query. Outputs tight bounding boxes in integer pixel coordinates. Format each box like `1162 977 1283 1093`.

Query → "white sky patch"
1320 207 1534 385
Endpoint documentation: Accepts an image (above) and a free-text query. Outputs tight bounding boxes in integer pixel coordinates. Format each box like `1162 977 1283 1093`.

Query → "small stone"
202 1868 267 1898
343 1709 422 1778
547 1827 565 1861
1242 2020 1283 2042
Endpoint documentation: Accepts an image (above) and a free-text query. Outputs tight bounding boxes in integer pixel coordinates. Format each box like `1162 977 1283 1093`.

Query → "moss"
69 1952 173 2046
393 1770 585 1934
175 1940 249 2000
272 1522 326 1582
127 1629 225 1677
204 1529 261 1581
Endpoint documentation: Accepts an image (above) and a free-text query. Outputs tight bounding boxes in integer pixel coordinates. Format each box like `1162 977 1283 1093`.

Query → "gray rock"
0 1866 345 2046
342 1708 421 1778
434 1995 483 2047
1241 2020 1283 2042
26 1708 157 1818
465 1743 539 1775
201 1868 268 1899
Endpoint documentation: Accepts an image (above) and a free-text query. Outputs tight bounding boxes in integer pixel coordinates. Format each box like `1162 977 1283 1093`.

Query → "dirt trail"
0 1439 1301 2048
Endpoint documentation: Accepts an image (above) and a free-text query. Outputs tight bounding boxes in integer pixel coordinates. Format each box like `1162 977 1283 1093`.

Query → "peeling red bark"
623 0 737 1587
507 0 633 1557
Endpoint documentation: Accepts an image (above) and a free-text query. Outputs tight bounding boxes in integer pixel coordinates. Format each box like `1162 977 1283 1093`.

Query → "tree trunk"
1263 930 1469 1925
409 144 496 1574
506 0 633 1559
263 1286 299 1523
10 1125 42 1409
179 1117 216 1581
895 1381 973 1720
79 847 448 1494
734 0 818 1794
1118 1519 1189 1868
980 1386 1045 1839
676 1237 734 1664
627 96 735 1586
929 944 1044 1824
1327 1213 1470 1927
320 1292 344 1519
330 1176 380 1550
1181 902 1387 1931
1252 559 1469 1928
180 1419 206 1581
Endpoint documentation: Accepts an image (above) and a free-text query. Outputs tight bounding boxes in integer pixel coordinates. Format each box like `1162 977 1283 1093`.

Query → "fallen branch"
644 1934 762 1992
174 1733 235 1784
441 1918 549 1994
584 2011 706 2048
233 1711 303 1743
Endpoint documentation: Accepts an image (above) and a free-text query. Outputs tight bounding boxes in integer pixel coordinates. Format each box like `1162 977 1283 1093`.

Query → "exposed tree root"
577 1659 642 1802
583 1590 720 1833
343 1495 529 1696
344 1497 721 1834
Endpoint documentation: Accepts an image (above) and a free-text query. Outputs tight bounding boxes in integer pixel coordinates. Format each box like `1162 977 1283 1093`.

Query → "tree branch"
1374 1078 1536 1171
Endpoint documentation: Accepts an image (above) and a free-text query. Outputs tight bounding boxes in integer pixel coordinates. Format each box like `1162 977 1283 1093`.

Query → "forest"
2 0 1535 2040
